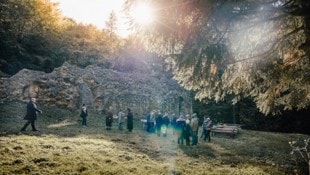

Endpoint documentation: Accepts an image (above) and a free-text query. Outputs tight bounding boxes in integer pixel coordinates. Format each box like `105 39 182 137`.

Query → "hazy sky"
51 0 130 37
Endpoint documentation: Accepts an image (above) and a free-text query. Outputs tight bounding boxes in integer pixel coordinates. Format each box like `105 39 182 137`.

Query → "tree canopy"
125 0 310 115
0 0 125 74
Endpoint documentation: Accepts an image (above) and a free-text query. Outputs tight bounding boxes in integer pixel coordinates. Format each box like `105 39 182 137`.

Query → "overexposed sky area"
51 0 130 37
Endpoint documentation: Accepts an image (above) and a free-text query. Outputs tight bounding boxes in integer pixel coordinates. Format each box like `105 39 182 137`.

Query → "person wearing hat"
21 98 42 132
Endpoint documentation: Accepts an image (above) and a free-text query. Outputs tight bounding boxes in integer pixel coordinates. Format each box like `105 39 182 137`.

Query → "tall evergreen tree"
125 0 310 115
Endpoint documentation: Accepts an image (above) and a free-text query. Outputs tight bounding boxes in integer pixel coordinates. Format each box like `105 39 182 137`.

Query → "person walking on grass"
80 104 88 127
21 98 42 132
127 108 133 132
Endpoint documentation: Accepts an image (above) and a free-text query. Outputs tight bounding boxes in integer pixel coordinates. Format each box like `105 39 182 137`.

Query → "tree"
103 11 123 60
0 0 65 74
125 0 310 115
0 0 124 73
105 10 118 37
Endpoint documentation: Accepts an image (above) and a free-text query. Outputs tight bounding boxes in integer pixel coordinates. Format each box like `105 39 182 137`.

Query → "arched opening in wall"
22 83 39 100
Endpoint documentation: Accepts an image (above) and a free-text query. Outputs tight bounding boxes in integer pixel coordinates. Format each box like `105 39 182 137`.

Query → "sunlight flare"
131 2 155 26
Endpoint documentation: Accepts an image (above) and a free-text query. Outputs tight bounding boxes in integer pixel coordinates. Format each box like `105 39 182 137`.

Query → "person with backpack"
80 104 88 127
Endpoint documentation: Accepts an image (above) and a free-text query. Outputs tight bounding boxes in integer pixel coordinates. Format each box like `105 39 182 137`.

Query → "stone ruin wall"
0 62 192 118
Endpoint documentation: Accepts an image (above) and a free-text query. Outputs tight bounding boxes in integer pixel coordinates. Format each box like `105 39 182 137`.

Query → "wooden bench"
211 124 239 139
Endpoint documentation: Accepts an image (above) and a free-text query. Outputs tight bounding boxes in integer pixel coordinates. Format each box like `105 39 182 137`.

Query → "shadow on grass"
178 144 216 158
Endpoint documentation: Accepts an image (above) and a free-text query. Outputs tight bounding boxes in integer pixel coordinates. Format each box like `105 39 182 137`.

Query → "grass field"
0 101 309 175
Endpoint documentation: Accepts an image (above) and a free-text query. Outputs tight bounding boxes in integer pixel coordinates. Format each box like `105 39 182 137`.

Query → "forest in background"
1 0 310 134
0 0 158 76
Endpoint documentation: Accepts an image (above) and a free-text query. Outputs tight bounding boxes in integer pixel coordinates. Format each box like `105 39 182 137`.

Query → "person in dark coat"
127 108 133 132
155 111 163 137
80 104 88 127
171 114 177 135
21 98 42 132
106 106 113 130
176 115 186 144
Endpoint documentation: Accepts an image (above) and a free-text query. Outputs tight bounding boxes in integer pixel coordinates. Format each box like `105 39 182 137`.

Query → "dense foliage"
0 0 127 75
125 0 310 115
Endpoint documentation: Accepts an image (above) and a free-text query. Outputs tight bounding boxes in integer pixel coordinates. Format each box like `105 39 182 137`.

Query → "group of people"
80 105 134 132
145 110 213 146
20 98 134 132
20 98 213 146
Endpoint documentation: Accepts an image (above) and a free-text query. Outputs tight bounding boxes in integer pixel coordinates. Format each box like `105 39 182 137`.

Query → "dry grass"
0 101 309 175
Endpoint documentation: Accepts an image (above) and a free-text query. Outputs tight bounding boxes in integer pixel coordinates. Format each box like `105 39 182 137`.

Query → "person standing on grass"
150 110 156 133
162 112 170 137
118 109 125 130
190 113 199 145
171 113 177 135
155 111 163 137
146 111 151 132
80 104 88 127
127 108 133 132
21 98 42 132
176 115 186 145
184 116 192 146
203 117 213 142
106 106 114 130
